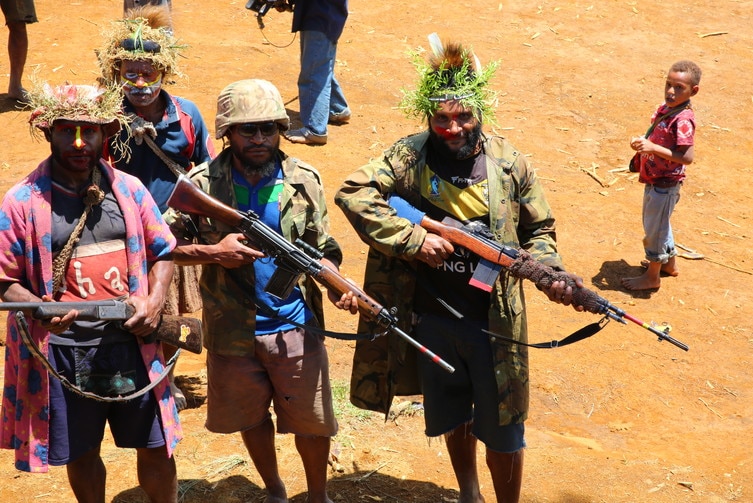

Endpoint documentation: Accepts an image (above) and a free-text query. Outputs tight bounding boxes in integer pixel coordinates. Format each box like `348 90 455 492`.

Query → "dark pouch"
74 345 137 397
628 153 640 173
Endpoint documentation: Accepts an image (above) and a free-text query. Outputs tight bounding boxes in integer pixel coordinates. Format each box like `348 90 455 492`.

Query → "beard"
428 122 483 160
241 157 276 178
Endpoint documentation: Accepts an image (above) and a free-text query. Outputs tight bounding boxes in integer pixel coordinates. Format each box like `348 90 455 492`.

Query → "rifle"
387 195 689 352
167 175 455 373
0 299 203 354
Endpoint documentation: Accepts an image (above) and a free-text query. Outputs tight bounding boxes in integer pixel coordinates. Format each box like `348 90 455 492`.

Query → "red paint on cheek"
432 125 457 140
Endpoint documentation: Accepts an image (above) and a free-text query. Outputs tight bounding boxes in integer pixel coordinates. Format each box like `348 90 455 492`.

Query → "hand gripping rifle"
167 174 455 373
387 195 689 352
0 299 203 354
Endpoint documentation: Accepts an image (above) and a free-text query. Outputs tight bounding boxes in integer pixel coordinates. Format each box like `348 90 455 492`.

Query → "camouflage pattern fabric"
335 131 563 426
166 147 341 356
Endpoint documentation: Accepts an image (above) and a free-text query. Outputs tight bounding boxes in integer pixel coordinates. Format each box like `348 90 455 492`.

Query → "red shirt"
638 104 696 184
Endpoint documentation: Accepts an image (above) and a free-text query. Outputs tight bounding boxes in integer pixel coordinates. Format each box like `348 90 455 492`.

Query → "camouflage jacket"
335 131 563 426
168 148 342 356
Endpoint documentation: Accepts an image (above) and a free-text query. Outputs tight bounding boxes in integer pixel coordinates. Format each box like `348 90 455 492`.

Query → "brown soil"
1 1 752 502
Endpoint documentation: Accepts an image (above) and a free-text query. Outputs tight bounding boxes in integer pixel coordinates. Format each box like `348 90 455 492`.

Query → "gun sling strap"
419 276 611 349
15 311 178 403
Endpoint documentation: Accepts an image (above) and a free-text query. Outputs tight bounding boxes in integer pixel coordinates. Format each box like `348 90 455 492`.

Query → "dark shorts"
47 339 165 466
1 0 37 23
205 327 337 438
415 314 526 453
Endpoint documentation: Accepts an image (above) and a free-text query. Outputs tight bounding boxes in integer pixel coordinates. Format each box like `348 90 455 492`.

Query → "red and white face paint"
119 60 164 108
429 101 479 150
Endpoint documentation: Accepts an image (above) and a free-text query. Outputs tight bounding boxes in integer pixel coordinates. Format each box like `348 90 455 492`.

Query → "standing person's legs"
136 446 178 503
445 423 485 503
486 449 523 503
327 74 349 124
416 315 483 502
266 328 337 502
293 30 337 138
241 418 288 502
622 184 681 290
2 0 37 101
66 447 107 503
206 351 287 502
294 435 334 503
6 20 27 99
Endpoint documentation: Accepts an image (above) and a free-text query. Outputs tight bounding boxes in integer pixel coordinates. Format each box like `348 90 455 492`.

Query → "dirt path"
1 0 752 501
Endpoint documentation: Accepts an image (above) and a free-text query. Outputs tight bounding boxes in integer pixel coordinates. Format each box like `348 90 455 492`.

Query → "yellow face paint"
74 126 84 148
120 74 162 88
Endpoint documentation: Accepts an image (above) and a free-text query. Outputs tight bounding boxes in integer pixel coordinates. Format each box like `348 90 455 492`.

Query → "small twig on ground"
703 257 752 275
698 398 723 418
697 31 728 38
340 461 390 482
717 216 741 227
580 165 608 187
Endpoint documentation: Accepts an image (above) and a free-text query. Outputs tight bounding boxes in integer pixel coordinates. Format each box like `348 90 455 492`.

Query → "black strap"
419 275 608 349
483 317 609 349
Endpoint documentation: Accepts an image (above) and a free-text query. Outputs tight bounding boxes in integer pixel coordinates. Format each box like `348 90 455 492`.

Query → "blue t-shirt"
112 91 214 212
232 164 312 335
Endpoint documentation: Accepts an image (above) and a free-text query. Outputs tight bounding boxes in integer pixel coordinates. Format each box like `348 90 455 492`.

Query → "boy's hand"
631 136 655 153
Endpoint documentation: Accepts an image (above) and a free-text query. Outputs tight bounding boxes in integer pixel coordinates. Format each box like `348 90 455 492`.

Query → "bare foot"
640 259 679 277
621 272 661 291
8 87 29 104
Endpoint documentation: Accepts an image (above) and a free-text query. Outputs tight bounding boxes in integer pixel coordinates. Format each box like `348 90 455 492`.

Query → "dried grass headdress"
399 33 499 124
27 82 128 138
97 5 183 84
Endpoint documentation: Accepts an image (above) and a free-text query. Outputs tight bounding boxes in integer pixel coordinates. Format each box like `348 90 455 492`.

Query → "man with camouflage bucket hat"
166 79 356 503
336 36 584 503
0 82 181 500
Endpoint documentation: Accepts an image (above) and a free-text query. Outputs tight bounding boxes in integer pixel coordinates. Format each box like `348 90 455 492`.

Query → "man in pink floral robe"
0 83 181 502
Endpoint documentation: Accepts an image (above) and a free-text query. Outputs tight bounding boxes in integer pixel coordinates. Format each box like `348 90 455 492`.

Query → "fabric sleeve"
513 154 563 270
334 152 426 260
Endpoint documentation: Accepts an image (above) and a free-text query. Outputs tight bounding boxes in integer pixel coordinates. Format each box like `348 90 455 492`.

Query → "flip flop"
676 243 704 260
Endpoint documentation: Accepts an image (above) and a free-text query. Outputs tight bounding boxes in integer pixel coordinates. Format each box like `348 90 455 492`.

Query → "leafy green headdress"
97 5 183 84
399 34 498 124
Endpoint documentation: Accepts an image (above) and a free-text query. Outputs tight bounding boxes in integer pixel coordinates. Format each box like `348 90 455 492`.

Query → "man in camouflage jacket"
167 79 354 503
335 39 582 503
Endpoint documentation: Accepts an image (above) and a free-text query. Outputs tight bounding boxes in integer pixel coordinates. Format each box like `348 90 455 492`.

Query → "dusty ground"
1 0 752 501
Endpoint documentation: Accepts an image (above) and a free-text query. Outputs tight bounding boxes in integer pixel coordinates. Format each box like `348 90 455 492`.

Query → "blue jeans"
298 30 349 136
642 183 682 263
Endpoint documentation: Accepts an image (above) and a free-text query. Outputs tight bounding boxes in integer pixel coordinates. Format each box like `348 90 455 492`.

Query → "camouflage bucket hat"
215 79 290 139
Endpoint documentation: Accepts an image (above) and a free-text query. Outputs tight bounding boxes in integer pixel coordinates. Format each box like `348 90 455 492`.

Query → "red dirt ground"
1 1 752 502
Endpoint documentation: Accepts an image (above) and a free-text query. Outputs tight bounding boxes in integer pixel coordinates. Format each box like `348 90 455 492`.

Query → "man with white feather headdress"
335 35 584 502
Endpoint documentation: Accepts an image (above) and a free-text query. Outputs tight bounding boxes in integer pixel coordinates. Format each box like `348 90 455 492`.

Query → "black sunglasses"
234 122 279 138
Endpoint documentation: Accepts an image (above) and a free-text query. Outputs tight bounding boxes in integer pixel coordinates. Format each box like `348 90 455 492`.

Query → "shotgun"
167 174 454 373
0 299 203 354
387 195 689 352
